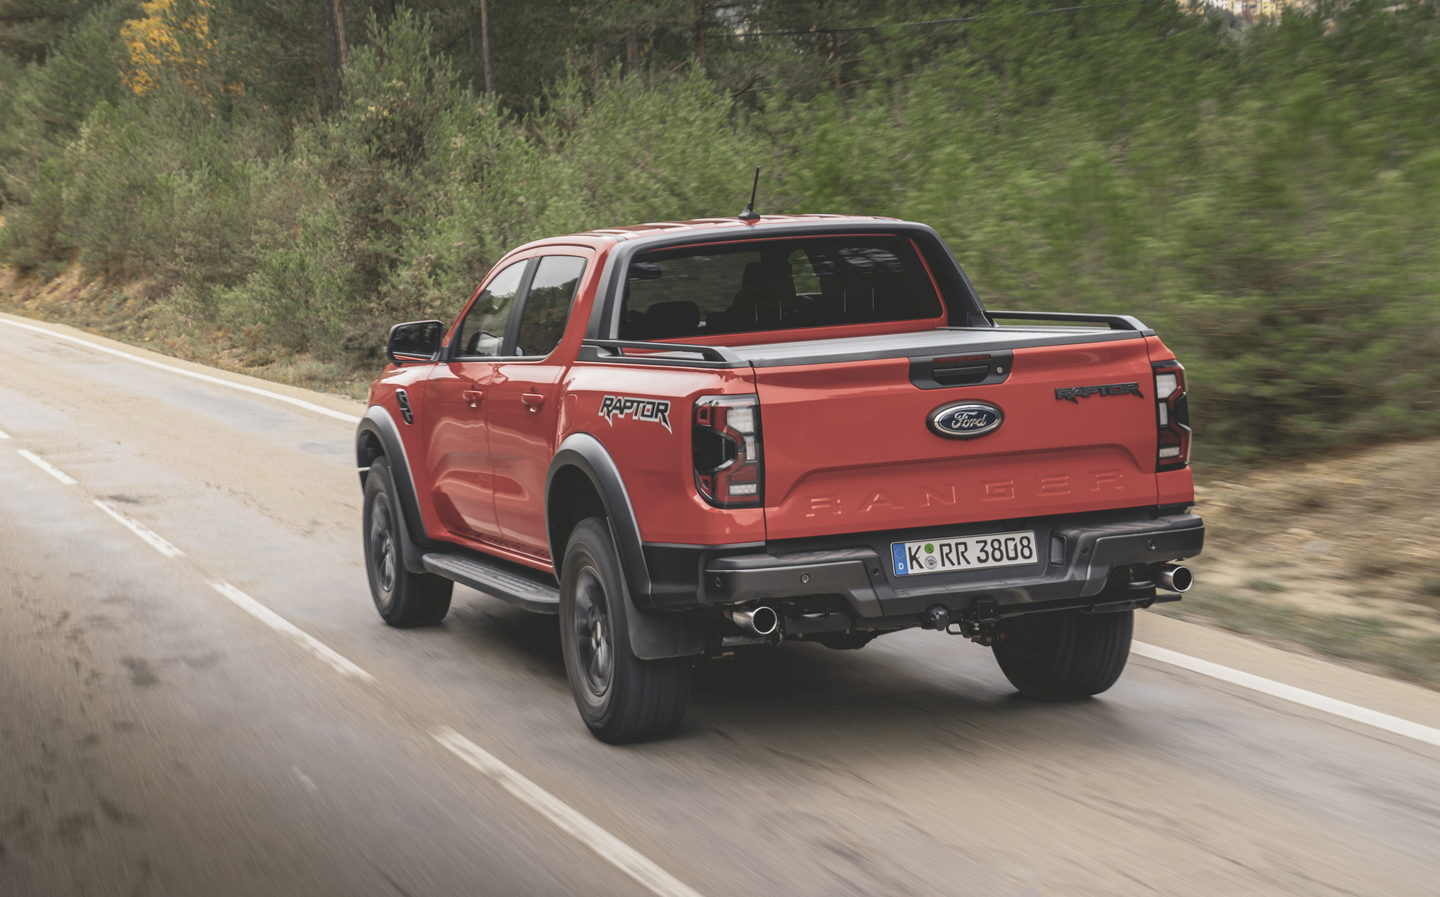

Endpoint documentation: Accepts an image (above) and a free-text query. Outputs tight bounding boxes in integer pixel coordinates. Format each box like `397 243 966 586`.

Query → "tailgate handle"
931 362 992 386
910 351 1013 390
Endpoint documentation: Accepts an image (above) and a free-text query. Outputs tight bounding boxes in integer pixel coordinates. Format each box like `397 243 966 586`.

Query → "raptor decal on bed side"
598 395 672 431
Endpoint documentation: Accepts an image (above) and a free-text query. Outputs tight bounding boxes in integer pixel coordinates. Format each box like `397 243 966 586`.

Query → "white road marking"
91 499 186 558
17 448 77 485
433 727 706 897
210 581 374 682
291 766 320 794
0 316 361 424
1133 642 1440 748
0 426 10 439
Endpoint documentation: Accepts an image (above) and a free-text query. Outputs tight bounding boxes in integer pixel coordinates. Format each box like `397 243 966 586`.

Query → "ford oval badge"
928 401 1003 439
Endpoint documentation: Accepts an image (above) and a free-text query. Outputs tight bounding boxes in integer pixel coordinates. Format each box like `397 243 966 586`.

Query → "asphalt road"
3 313 1439 897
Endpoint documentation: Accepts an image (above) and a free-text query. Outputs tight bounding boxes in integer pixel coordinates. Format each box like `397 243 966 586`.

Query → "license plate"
891 530 1038 576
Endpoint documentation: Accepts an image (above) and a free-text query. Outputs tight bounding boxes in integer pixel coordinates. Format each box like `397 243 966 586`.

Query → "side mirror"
386 320 444 364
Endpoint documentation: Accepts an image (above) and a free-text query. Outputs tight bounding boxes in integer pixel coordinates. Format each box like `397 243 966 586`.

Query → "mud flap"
606 521 704 660
625 605 705 661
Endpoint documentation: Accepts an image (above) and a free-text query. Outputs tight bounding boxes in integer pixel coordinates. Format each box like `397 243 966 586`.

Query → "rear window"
618 236 942 340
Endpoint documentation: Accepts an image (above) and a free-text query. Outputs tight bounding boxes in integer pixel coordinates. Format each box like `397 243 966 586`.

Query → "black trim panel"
643 542 766 609
577 338 746 368
642 509 1204 626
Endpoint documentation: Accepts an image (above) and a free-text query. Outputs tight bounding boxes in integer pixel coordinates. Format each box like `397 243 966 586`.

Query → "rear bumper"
642 507 1203 625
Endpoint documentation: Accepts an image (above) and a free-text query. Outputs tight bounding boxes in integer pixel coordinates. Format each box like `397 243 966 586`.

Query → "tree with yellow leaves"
121 0 216 96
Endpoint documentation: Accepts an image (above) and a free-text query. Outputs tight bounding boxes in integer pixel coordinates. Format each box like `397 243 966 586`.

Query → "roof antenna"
738 167 761 223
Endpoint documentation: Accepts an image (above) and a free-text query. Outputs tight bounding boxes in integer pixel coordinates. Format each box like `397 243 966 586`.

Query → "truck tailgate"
743 329 1159 540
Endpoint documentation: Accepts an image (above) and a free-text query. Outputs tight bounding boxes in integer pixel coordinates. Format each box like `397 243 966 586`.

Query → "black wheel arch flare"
547 433 703 660
356 405 430 574
546 433 653 596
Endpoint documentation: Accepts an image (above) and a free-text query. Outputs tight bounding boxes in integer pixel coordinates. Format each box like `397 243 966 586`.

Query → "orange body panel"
754 339 1163 541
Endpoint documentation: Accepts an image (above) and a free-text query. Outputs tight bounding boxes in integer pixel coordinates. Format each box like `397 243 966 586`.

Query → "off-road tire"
560 518 691 744
992 609 1133 699
363 456 452 627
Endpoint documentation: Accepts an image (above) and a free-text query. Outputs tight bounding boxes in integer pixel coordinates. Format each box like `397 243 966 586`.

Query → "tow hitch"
937 598 1002 645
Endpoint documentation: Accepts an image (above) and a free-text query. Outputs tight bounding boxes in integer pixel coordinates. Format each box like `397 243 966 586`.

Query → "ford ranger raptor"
356 214 1203 743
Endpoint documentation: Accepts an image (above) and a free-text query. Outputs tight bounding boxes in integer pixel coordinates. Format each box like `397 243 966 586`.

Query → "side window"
455 260 528 358
513 255 585 357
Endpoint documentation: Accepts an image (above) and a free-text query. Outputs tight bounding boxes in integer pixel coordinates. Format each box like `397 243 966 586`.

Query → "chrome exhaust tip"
728 605 780 636
1158 564 1194 593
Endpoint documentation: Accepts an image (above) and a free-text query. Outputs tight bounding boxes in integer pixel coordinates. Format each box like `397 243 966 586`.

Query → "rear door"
751 332 1160 541
486 252 592 559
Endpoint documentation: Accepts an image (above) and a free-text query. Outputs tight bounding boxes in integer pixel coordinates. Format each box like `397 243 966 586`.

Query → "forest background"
1 0 1437 464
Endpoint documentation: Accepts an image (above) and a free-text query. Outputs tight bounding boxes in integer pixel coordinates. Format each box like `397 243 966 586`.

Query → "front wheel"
363 456 452 627
560 518 691 743
992 609 1133 699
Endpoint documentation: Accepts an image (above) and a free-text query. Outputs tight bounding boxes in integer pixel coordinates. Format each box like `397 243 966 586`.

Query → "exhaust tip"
749 606 779 636
1158 564 1194 593
728 605 780 636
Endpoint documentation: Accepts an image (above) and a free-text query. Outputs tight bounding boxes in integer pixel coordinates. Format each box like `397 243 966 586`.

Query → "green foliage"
1 0 1438 462
0 0 136 272
0 0 120 63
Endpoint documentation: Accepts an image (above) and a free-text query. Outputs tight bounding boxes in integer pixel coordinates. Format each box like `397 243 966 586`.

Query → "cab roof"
510 214 905 254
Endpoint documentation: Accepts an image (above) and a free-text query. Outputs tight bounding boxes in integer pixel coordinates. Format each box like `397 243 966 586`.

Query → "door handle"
522 392 546 412
462 388 484 408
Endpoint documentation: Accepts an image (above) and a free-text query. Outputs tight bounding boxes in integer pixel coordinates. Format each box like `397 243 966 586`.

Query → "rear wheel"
363 456 452 627
560 518 691 743
992 609 1133 699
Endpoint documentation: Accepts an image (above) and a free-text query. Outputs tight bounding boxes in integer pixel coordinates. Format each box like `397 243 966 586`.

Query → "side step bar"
421 551 560 614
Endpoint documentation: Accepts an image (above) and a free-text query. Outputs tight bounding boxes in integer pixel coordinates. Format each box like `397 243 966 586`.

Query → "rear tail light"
694 395 763 507
1153 360 1191 470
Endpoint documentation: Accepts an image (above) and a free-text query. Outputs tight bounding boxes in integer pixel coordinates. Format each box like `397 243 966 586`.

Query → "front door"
425 257 532 542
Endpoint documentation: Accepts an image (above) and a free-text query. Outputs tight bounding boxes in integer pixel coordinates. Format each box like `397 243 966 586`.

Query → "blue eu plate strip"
891 542 910 576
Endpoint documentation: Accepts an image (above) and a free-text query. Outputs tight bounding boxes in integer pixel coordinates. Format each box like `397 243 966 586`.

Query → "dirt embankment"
1171 441 1440 687
0 265 370 398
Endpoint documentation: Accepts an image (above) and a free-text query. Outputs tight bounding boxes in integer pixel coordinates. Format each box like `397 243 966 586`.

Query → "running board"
421 552 560 614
